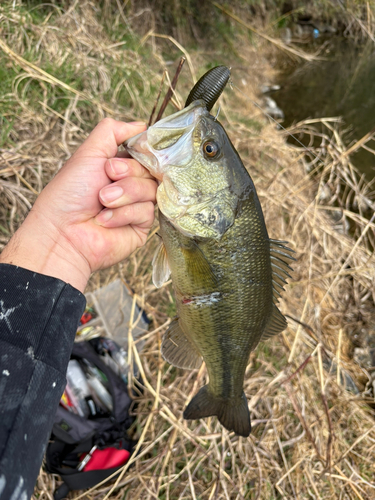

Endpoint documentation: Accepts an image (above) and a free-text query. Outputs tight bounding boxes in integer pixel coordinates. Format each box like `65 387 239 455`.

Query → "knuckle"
151 179 158 195
145 201 155 220
128 177 143 199
121 178 155 203
100 117 116 128
126 203 135 219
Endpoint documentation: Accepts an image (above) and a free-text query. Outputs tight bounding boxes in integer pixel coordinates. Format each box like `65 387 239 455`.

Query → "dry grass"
1 1 375 499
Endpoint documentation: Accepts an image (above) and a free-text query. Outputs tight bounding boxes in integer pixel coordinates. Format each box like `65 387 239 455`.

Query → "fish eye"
203 140 219 158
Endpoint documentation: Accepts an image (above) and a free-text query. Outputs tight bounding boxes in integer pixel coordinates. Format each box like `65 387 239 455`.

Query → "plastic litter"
60 279 149 415
78 279 149 350
66 360 97 417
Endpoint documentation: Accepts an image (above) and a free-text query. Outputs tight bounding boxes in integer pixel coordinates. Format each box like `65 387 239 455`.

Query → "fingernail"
100 185 123 203
110 159 129 177
95 209 113 225
128 121 146 126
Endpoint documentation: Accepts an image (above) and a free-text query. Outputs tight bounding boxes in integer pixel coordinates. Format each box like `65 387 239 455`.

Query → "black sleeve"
0 264 86 500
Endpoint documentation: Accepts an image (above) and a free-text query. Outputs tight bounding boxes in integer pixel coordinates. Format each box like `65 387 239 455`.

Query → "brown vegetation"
1 1 375 498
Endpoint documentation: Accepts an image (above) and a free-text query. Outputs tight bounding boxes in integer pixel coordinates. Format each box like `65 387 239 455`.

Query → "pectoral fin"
161 318 203 370
180 241 218 288
152 241 171 288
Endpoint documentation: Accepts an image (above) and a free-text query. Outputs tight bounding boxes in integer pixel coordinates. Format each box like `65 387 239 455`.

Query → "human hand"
0 119 157 292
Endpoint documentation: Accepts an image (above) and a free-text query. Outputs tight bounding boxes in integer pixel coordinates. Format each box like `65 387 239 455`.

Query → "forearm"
0 118 155 499
0 264 86 499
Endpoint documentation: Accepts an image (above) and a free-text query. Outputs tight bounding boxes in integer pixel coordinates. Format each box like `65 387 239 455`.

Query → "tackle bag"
45 340 136 500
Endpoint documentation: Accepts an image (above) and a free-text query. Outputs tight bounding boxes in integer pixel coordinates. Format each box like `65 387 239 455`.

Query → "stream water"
275 38 375 379
274 38 375 180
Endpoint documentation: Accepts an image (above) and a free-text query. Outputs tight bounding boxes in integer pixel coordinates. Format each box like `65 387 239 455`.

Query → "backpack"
45 340 136 500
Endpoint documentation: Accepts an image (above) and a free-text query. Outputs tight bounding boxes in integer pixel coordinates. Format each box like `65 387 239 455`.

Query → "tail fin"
183 385 251 437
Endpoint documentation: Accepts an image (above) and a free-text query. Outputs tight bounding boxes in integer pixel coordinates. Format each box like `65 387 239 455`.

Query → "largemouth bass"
125 85 294 437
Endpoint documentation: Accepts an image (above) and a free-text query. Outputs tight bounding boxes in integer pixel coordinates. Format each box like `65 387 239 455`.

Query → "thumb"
73 118 147 160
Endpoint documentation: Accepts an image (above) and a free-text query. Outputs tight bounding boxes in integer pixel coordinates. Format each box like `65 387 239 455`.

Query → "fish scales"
126 97 294 437
160 190 272 397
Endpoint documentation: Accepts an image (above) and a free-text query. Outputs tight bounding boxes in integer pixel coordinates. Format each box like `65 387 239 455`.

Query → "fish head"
125 100 251 239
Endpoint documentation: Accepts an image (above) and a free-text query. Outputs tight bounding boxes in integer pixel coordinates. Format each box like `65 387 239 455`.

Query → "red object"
83 447 130 471
80 312 92 325
60 388 77 413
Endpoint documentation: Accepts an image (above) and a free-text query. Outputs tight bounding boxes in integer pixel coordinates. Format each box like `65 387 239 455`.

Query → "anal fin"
161 319 202 370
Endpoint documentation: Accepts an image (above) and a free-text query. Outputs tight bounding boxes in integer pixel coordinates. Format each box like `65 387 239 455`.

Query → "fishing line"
214 105 221 121
231 82 325 166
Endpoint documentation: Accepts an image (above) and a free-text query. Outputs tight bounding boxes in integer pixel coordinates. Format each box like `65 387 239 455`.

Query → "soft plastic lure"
184 65 231 111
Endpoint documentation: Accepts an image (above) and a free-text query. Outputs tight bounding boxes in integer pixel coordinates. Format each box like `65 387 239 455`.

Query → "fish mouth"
125 100 208 179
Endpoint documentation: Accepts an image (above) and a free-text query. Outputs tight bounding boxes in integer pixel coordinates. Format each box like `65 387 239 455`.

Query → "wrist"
0 209 91 293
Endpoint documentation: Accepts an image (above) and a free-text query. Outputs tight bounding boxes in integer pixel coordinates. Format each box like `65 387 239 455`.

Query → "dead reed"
1 1 375 499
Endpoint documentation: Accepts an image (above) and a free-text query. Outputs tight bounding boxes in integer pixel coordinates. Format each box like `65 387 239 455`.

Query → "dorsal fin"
270 239 295 305
270 240 295 267
261 304 288 340
152 240 171 288
259 239 294 342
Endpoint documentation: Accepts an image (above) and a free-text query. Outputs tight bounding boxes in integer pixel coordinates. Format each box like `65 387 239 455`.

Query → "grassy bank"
1 1 375 499
126 0 375 43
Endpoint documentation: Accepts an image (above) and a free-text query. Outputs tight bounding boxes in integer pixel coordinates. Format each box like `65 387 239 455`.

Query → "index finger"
73 118 147 160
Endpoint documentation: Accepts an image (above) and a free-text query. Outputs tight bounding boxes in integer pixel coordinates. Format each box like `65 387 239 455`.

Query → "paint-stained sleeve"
0 263 86 500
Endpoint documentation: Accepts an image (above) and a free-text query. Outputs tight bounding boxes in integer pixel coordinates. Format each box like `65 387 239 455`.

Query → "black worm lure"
184 65 231 111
